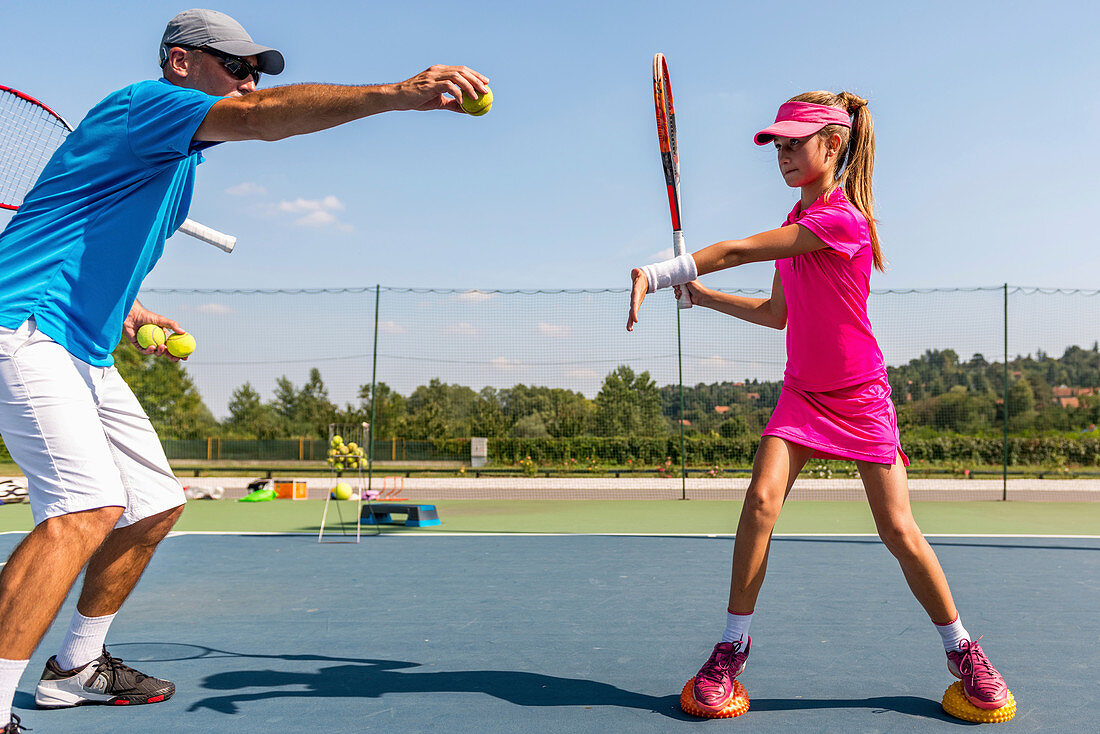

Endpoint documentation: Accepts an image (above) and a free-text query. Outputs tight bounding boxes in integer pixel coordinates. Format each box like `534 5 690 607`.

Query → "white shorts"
0 318 184 527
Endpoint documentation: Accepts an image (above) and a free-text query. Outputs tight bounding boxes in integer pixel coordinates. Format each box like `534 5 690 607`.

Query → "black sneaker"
2 714 29 732
34 647 174 708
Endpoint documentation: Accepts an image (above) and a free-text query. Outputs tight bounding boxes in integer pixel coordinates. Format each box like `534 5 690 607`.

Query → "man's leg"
50 505 184 672
0 507 122 721
0 319 134 722
36 360 184 708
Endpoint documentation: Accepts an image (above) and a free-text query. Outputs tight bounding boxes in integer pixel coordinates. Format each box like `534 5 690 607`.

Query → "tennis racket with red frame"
0 84 236 252
652 53 691 309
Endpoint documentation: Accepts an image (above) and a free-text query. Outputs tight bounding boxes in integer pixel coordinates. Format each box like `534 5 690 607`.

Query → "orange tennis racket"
652 53 691 309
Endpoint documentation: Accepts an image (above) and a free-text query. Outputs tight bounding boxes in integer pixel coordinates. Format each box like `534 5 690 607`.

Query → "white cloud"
454 290 493 304
277 195 345 213
294 210 337 227
648 247 674 262
378 320 406 335
701 356 729 368
196 303 234 315
225 182 267 196
271 195 352 231
442 322 478 336
538 322 571 338
490 357 526 370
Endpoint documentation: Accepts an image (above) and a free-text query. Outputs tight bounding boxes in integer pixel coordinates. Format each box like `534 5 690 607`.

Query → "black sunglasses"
181 46 261 84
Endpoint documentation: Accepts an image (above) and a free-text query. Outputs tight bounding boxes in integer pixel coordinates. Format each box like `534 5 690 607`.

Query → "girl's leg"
858 453 1009 709
692 436 814 714
727 436 815 613
856 453 955 624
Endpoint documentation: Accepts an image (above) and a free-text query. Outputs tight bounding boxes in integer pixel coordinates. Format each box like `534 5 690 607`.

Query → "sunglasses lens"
222 56 260 83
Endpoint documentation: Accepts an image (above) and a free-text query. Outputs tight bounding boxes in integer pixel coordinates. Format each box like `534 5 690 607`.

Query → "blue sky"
4 0 1098 293
4 1 1098 416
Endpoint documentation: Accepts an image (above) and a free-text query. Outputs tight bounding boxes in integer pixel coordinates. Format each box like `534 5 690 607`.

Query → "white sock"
935 614 970 652
0 658 30 722
722 609 753 644
55 610 116 671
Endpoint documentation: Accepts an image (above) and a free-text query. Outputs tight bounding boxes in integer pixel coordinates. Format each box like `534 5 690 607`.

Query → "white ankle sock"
721 609 753 644
934 614 970 652
55 610 116 671
0 658 30 721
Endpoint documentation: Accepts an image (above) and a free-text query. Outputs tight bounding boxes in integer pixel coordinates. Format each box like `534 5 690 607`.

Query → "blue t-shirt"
0 78 220 366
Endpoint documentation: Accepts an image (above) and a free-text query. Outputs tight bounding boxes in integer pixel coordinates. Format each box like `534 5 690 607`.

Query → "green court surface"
2 499 1098 536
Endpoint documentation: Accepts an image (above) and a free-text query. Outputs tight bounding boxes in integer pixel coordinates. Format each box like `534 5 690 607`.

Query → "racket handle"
672 230 692 309
179 219 236 253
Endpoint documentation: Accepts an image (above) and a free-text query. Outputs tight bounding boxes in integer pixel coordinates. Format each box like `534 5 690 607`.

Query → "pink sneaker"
691 637 750 713
946 637 1008 709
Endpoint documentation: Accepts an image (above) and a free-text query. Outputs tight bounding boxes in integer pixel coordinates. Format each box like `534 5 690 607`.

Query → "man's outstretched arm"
195 64 489 142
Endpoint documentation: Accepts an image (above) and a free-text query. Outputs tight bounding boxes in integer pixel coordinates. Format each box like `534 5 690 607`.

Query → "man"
0 9 488 732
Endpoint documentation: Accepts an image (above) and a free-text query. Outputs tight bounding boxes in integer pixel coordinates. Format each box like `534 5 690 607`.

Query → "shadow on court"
109 642 955 723
187 661 690 718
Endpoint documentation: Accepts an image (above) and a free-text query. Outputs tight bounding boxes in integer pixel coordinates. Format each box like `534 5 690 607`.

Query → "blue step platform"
360 503 441 527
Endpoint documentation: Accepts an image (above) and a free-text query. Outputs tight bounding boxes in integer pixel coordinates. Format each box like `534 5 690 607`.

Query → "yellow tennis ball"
165 332 196 358
136 324 166 349
332 483 353 500
460 87 493 116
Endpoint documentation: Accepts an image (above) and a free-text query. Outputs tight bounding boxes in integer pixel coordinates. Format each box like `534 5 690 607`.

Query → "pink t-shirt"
776 188 885 391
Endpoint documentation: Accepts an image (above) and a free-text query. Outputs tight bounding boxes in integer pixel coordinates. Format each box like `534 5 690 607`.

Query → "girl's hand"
627 268 649 331
674 280 710 308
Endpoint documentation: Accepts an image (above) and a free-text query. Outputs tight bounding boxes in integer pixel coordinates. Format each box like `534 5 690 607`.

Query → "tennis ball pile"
331 482 353 500
136 324 166 349
460 86 493 116
327 435 366 471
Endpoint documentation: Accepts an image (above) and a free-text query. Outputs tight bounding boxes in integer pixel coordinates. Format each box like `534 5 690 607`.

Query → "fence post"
1003 283 1008 501
367 285 381 498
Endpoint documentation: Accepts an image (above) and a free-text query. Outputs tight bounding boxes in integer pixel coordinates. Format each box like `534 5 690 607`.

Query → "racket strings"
0 91 70 208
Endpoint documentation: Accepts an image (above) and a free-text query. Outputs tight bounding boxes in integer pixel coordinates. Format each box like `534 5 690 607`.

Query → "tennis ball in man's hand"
165 332 196 358
332 483 353 500
460 87 493 116
136 324 166 349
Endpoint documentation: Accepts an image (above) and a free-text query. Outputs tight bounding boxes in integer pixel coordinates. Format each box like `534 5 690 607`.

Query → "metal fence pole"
367 285 380 499
1003 283 1008 501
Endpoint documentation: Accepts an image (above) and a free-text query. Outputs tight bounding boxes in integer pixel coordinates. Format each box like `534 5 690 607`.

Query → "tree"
225 382 283 439
471 387 510 437
1007 377 1036 420
594 366 663 436
358 381 407 438
112 341 217 439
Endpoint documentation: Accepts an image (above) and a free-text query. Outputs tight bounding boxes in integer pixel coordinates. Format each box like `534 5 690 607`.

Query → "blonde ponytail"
788 91 883 272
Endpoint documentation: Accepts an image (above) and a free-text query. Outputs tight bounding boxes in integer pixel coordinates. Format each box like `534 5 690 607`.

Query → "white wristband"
640 253 698 293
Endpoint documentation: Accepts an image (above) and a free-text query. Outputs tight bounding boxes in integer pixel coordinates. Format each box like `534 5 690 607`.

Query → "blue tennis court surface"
2 532 1096 732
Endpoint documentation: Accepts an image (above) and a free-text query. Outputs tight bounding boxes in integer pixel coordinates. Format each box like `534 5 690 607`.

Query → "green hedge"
488 435 1100 467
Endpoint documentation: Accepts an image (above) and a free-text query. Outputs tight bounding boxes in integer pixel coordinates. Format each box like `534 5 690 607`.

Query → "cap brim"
206 40 285 74
754 120 829 145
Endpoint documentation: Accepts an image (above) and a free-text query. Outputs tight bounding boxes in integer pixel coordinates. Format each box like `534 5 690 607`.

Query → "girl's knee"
742 485 784 525
877 522 924 558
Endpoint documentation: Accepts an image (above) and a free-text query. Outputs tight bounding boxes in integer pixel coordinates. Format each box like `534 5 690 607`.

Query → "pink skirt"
763 373 909 466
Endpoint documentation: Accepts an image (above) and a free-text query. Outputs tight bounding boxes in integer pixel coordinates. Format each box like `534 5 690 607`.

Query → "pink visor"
754 101 851 145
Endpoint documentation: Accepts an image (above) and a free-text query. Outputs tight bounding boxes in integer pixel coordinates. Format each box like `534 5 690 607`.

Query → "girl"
626 92 1008 716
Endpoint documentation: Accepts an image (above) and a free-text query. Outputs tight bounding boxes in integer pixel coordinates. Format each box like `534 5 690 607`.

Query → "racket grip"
672 230 692 310
179 219 236 253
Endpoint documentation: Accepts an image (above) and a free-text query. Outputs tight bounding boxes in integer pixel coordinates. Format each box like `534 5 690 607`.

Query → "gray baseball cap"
159 9 284 75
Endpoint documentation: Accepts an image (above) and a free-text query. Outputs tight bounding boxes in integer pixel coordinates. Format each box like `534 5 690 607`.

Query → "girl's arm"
627 223 814 332
693 224 827 276
683 269 787 330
